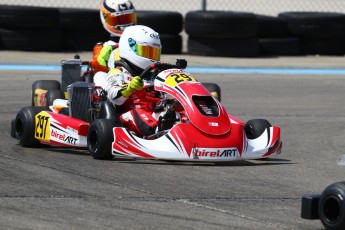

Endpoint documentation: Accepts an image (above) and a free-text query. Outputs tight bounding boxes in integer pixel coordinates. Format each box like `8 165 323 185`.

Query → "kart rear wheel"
44 89 65 107
32 80 61 106
202 83 221 102
15 106 47 147
319 182 345 230
244 119 272 139
88 119 116 160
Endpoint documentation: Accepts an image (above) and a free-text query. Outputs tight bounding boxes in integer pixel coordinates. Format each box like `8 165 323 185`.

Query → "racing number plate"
165 73 196 87
35 112 51 141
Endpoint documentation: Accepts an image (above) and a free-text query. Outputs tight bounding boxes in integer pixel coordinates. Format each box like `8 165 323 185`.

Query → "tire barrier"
186 11 258 38
186 10 260 57
136 10 183 54
0 29 64 52
259 37 300 56
256 15 300 56
1 5 345 56
0 5 183 54
278 12 345 55
59 7 111 51
188 36 260 57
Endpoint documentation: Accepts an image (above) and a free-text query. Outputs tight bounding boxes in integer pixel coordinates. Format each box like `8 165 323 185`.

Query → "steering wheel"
139 59 188 80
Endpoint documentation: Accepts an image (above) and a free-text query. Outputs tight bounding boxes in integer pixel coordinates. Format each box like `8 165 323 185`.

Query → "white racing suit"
94 66 171 136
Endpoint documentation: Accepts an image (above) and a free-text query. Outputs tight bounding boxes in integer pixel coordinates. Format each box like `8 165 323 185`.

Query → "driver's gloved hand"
121 76 143 97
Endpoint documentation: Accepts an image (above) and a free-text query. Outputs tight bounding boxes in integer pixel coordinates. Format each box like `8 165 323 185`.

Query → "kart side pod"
301 181 345 230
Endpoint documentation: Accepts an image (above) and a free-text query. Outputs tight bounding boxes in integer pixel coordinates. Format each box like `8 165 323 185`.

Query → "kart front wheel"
87 119 116 160
319 182 345 230
244 119 272 139
15 106 47 147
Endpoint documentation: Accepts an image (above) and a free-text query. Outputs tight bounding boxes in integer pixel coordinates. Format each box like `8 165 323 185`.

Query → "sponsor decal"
51 129 77 145
163 69 185 74
35 113 50 141
118 140 129 148
193 148 239 158
209 122 219 127
165 73 197 87
66 126 77 134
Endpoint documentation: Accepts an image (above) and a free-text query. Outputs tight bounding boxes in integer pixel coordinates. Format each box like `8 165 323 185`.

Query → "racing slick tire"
244 119 272 139
88 119 117 160
202 83 221 102
31 80 61 106
318 182 345 230
44 89 65 107
14 106 47 147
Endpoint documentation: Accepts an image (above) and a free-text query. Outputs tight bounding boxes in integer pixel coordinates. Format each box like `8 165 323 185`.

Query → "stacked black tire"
0 5 183 53
0 5 109 51
0 5 63 51
278 12 345 55
59 8 110 51
185 11 260 57
185 10 345 57
136 11 183 54
257 15 300 56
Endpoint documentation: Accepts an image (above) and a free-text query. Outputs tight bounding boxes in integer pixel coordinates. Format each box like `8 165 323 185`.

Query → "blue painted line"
0 64 61 71
1 63 345 75
186 66 345 75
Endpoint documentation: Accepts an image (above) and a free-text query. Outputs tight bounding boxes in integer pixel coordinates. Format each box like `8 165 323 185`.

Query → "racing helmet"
119 25 162 70
100 0 137 37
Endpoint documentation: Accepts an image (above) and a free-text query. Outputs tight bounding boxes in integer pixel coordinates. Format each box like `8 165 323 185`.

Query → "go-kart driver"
90 0 137 73
94 25 177 137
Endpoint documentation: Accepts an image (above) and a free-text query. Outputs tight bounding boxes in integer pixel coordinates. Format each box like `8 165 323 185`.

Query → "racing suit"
93 65 162 136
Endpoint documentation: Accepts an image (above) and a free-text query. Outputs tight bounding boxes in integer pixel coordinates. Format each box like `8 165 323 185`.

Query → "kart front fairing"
112 69 282 161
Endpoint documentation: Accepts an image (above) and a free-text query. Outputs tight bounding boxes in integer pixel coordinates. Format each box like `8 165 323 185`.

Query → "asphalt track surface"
1 51 345 230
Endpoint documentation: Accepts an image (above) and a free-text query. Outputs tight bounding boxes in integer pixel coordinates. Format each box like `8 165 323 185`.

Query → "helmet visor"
104 10 136 27
128 38 161 61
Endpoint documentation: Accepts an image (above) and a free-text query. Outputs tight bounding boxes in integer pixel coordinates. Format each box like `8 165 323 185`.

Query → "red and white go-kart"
11 60 282 161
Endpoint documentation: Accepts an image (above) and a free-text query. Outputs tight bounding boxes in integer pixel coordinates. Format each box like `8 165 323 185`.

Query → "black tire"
300 36 345 56
319 182 345 230
88 119 117 160
137 11 183 34
44 89 65 107
160 34 182 54
259 37 300 56
0 5 59 30
278 12 345 37
244 119 272 139
188 36 260 57
15 106 47 147
32 80 61 106
256 14 291 38
0 29 63 52
202 83 221 102
63 30 110 51
58 8 104 32
185 11 257 38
